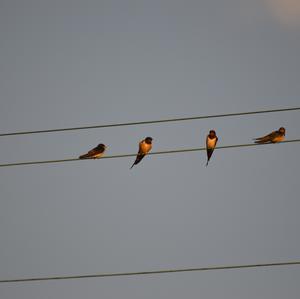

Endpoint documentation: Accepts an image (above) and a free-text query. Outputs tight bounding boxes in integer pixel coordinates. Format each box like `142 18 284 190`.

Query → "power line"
0 139 299 168
0 107 299 137
0 260 299 283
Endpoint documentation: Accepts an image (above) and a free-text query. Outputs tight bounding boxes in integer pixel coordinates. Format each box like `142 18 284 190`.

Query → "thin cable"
0 260 299 283
0 139 299 168
0 107 299 137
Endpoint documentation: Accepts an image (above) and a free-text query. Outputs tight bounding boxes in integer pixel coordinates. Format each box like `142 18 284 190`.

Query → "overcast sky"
1 1 300 298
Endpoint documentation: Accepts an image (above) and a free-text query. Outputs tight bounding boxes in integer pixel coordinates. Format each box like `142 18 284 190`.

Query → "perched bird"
254 127 286 144
206 130 218 166
79 143 107 159
130 137 153 169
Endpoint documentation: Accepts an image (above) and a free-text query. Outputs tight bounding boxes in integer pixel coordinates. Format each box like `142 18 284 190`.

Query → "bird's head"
145 137 153 144
279 127 286 135
209 130 216 138
97 144 106 150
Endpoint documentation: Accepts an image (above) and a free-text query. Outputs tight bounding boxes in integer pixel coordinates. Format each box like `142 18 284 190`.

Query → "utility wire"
0 107 299 137
0 260 299 283
0 139 299 168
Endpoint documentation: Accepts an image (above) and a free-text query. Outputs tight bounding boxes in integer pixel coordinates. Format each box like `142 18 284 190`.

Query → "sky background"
1 0 300 298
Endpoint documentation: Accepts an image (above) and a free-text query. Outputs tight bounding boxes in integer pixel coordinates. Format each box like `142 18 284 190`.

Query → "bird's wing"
254 131 277 143
87 147 100 156
79 146 103 159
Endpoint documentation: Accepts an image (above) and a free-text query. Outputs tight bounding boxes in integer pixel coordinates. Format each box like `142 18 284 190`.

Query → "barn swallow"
254 127 285 144
206 130 218 166
130 137 153 169
79 143 107 159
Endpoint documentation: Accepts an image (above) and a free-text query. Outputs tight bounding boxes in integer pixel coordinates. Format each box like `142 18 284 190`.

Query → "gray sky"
1 0 300 298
